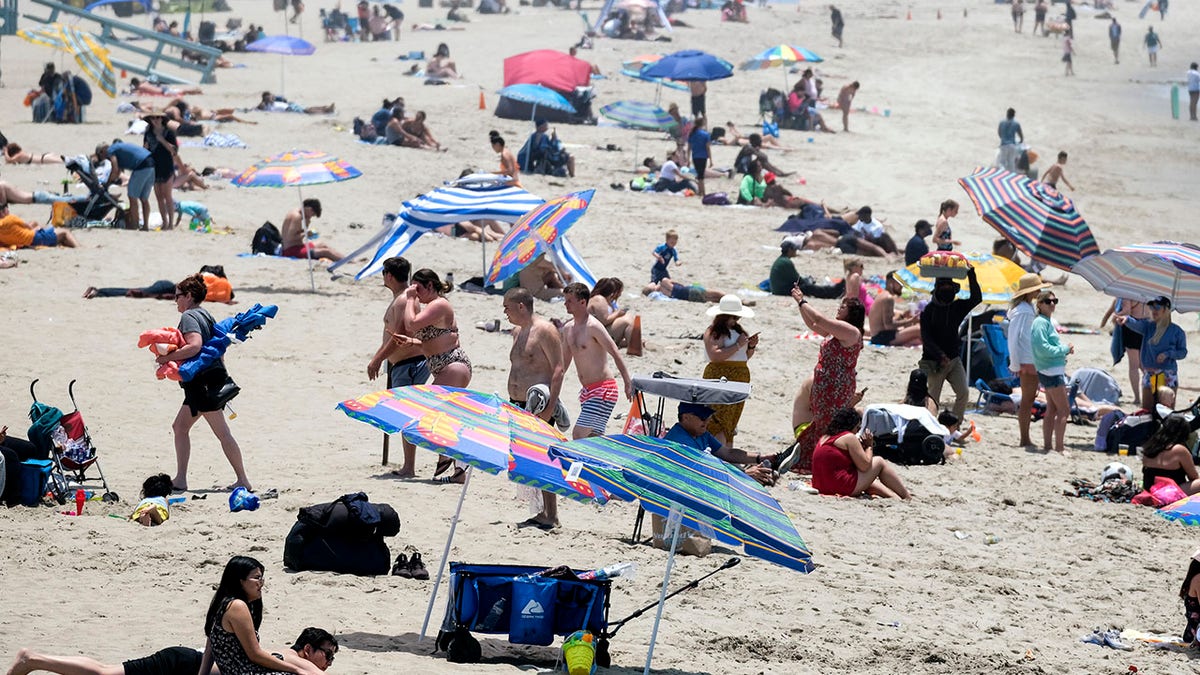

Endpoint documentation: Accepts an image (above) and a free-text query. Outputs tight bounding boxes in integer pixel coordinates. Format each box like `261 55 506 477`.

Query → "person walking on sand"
367 256 429 478
1109 18 1122 64
997 108 1024 172
838 81 859 132
1041 151 1075 190
1032 0 1047 35
1062 30 1075 76
830 5 844 48
561 282 633 441
1144 27 1161 67
504 287 569 530
1187 62 1199 121
1011 0 1025 33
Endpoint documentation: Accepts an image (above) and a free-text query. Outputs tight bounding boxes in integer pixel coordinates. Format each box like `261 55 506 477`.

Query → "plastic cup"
563 639 595 675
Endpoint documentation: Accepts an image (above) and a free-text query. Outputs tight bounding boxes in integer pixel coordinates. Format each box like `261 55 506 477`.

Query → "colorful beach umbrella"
337 385 606 640
234 150 361 291
896 252 1026 306
740 44 824 70
641 49 735 82
18 24 118 98
497 84 576 120
599 100 678 131
958 167 1098 272
486 189 594 285
1157 493 1200 526
1073 242 1200 312
550 434 812 674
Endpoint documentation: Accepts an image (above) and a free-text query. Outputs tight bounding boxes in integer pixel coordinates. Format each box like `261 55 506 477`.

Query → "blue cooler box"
18 459 54 507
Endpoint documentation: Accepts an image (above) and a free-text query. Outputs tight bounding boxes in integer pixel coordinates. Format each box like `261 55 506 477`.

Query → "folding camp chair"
972 323 1021 412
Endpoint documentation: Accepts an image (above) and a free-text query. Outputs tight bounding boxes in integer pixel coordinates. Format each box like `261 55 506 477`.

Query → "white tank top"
722 329 749 362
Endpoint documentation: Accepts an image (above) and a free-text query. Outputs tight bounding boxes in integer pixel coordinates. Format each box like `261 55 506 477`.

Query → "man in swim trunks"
867 272 921 347
561 282 632 440
664 403 797 486
367 256 429 477
6 627 338 675
281 198 346 261
506 287 569 529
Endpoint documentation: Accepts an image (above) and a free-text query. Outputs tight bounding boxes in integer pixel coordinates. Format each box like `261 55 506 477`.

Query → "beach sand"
2 0 1199 672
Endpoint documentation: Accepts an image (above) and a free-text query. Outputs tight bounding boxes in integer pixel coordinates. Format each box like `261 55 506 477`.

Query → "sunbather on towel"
128 77 203 97
256 91 335 115
641 278 734 304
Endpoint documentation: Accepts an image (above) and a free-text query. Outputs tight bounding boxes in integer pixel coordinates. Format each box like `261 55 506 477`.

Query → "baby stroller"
60 156 127 228
28 379 118 504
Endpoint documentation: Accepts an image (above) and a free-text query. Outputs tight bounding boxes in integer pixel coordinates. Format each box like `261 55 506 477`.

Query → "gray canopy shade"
631 372 751 405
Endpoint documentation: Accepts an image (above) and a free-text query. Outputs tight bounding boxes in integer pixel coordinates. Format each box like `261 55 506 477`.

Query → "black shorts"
1121 324 1143 350
690 93 706 116
123 646 202 675
694 157 708 177
870 329 897 346
835 233 859 254
180 364 237 416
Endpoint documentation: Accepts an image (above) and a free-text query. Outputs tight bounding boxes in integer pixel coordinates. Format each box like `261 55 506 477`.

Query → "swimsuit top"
414 325 458 342
1143 465 1189 491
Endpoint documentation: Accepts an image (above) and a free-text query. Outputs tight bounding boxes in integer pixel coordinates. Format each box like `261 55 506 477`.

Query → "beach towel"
180 132 247 148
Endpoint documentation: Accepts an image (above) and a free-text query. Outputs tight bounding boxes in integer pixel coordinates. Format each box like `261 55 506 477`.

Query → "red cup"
75 489 85 516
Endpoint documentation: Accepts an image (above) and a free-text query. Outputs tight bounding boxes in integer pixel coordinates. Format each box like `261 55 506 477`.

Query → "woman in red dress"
790 287 866 473
812 408 911 499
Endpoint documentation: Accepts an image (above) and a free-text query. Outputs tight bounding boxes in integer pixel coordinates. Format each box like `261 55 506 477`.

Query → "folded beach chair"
972 323 1020 412
27 379 117 504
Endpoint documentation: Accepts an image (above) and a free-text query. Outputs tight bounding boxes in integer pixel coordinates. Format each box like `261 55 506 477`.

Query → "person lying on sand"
434 219 506 242
4 143 63 165
84 265 235 302
712 123 789 150
0 203 77 249
256 91 335 115
642 278 745 304
128 77 203 97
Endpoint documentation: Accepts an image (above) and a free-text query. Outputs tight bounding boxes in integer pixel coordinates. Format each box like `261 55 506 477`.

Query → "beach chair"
972 323 1020 412
27 380 118 505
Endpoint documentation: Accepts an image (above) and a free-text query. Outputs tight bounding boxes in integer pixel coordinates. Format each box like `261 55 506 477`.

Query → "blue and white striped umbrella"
599 100 678 131
1072 241 1200 312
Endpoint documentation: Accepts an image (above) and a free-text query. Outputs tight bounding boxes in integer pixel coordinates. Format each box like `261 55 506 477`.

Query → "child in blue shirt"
651 229 679 283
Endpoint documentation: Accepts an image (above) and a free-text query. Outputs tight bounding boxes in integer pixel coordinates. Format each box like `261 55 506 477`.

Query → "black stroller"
28 380 118 504
61 156 127 228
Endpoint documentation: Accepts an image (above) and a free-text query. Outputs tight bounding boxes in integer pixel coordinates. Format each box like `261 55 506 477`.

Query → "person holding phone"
812 407 911 498
702 295 758 446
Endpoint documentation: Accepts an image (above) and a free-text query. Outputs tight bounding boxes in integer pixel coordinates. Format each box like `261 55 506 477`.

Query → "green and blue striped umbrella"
1073 241 1200 312
958 166 1098 272
599 100 678 131
550 434 813 573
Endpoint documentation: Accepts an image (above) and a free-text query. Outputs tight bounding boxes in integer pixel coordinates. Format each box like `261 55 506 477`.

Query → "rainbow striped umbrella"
1073 242 1200 312
550 434 813 573
232 150 361 187
958 167 1098 272
740 44 824 70
486 189 594 285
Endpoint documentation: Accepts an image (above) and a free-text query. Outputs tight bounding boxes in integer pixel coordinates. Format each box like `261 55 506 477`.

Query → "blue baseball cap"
679 402 716 419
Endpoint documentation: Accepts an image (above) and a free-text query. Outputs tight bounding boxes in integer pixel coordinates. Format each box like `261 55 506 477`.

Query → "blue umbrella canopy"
497 83 576 113
246 35 316 55
599 100 678 131
550 434 813 573
641 49 734 82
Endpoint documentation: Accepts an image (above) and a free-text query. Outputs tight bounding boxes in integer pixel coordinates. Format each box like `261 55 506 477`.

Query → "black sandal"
436 468 467 485
433 457 454 478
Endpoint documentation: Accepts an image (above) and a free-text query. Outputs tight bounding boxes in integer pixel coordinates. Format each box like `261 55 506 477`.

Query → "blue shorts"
1038 372 1066 388
127 166 155 200
31 228 57 247
388 356 430 388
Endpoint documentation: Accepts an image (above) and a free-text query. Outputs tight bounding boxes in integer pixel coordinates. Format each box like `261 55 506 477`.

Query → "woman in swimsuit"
1182 551 1200 646
199 556 303 675
394 269 472 483
425 43 461 79
4 143 63 165
490 131 520 186
1141 416 1200 493
933 199 960 251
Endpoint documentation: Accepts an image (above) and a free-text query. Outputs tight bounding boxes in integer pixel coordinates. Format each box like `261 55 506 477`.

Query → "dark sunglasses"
1040 298 1058 305
174 292 186 299
318 647 335 663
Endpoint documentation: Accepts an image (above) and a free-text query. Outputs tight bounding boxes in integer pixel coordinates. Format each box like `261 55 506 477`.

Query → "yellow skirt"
701 361 750 443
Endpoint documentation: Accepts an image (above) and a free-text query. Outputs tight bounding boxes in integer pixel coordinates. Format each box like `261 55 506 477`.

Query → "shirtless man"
6 627 338 675
505 287 568 529
367 257 429 477
867 272 921 347
837 81 859 132
281 199 345 261
561 283 633 440
1040 151 1075 191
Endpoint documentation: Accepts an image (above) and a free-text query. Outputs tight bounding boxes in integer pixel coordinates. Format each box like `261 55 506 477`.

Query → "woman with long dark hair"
199 556 302 675
1141 416 1200 493
790 289 866 472
811 407 910 498
902 369 937 415
702 295 758 445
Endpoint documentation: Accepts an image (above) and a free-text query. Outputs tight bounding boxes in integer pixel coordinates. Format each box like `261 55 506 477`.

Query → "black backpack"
251 221 282 255
875 420 946 466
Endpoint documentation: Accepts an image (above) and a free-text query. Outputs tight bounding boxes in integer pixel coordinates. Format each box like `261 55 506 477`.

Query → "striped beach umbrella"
1157 493 1200 526
486 189 594 285
958 167 1098 272
232 150 361 187
19 24 118 98
740 44 824 70
1072 242 1200 312
599 100 678 131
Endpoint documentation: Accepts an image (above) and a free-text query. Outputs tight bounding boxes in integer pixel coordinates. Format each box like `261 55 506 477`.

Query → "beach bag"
701 192 729 206
251 221 283 255
284 492 400 575
508 577 557 645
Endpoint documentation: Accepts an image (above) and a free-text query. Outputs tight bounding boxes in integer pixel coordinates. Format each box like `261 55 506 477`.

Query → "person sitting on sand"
385 108 421 147
811 407 912 499
4 143 62 165
737 160 767 205
490 131 521 187
642 278 737 304
401 111 442 151
734 134 790 177
1139 415 1200 493
589 278 636 348
0 202 77 249
281 198 345 261
517 254 566 301
255 91 335 115
848 206 897 254
426 43 461 79
867 271 921 347
654 149 697 194
128 77 203 97
6 628 337 675
665 403 796 487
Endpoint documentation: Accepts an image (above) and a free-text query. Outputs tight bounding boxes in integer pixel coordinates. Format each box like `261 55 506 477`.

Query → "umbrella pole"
643 513 682 675
420 466 473 641
297 187 316 292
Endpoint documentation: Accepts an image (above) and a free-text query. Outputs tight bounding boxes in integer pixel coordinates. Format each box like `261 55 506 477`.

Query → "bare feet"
389 467 416 478
227 481 253 492
7 648 33 675
82 286 98 299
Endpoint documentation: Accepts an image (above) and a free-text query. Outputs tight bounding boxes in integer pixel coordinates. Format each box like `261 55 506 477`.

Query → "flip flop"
433 457 454 478
436 468 467 485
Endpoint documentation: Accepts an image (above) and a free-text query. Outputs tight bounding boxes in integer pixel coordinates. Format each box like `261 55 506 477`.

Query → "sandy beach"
2 0 1200 672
